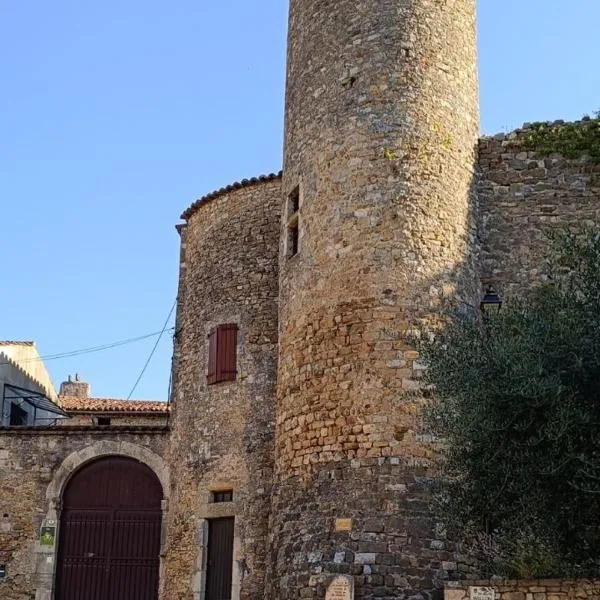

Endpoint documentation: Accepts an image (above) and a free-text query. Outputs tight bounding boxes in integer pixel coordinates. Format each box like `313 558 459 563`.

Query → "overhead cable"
0 327 175 366
126 301 177 400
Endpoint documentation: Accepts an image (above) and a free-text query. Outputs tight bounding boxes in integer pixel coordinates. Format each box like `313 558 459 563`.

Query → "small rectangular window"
9 403 27 426
207 324 238 384
97 416 111 426
212 490 234 503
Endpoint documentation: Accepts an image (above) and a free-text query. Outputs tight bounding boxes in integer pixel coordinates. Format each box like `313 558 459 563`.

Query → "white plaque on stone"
326 575 354 600
469 586 495 600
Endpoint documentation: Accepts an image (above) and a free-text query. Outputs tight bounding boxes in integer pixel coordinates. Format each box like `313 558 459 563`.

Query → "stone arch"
33 442 170 600
46 440 169 516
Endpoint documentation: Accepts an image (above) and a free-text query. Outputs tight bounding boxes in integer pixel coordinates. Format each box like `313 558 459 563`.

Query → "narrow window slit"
287 185 301 259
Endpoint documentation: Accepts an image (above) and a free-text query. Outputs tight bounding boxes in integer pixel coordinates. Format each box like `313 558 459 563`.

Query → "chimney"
59 373 90 398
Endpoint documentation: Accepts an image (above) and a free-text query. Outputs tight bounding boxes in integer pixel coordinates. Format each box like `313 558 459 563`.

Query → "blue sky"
1 1 598 400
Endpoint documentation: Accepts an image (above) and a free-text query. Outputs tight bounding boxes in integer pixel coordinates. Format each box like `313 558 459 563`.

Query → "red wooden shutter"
217 324 238 382
207 329 218 384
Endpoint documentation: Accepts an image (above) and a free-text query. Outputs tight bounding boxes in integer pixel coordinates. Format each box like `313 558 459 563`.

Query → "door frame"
195 518 241 600
33 441 169 600
205 517 235 600
193 485 242 600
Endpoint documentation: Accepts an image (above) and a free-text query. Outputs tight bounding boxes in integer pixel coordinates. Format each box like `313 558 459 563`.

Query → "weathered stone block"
354 553 377 565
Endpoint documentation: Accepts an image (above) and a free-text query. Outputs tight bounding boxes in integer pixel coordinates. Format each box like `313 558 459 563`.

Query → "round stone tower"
270 0 479 598
164 175 282 600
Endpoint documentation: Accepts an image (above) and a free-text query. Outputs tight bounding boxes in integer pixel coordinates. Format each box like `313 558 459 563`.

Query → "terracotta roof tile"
0 341 35 346
181 171 282 220
59 396 168 414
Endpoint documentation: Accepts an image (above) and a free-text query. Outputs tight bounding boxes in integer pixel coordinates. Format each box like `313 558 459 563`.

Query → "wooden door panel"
56 457 162 600
206 517 235 600
112 511 162 559
59 510 111 557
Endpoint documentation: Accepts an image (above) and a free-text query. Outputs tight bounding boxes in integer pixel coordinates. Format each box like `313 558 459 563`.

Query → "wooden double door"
55 457 163 600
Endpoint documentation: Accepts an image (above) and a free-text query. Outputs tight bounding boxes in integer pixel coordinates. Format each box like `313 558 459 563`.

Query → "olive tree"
419 229 600 578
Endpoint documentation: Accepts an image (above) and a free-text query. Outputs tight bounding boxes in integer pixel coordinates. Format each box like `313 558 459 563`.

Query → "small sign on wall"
39 520 57 547
334 518 352 532
326 575 354 600
469 586 495 600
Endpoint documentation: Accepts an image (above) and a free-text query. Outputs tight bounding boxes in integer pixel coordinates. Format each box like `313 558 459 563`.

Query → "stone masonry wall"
270 0 480 598
445 579 600 600
0 427 167 600
478 121 600 298
63 413 168 427
164 178 281 600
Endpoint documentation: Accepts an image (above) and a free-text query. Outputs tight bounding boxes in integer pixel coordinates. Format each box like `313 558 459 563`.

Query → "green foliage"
419 228 600 578
466 524 566 579
521 114 600 163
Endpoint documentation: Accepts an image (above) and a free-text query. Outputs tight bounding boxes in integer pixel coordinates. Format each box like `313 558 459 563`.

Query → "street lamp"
480 286 502 314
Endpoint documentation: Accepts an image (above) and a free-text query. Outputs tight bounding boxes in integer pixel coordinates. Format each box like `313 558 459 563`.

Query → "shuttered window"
207 329 218 383
207 324 238 384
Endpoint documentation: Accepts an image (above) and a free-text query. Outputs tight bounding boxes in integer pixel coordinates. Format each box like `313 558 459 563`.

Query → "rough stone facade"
4 3 600 600
163 178 281 600
445 579 600 600
0 427 168 600
58 376 89 399
268 0 479 598
164 4 600 600
478 123 600 297
62 412 167 426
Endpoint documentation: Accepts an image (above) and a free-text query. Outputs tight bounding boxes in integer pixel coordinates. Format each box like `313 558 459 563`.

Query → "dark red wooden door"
56 457 163 600
205 518 235 600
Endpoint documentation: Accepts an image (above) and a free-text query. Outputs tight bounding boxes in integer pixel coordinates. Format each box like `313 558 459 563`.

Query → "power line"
0 328 175 366
127 301 177 400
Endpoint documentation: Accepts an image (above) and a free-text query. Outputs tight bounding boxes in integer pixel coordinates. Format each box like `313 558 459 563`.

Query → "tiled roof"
0 341 35 346
59 396 169 414
181 171 282 220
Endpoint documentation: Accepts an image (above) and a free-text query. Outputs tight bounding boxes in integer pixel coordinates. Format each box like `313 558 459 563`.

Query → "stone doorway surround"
193 483 243 600
34 441 170 600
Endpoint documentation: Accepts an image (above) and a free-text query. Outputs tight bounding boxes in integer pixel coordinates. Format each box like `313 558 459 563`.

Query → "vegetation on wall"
521 114 600 163
419 228 600 578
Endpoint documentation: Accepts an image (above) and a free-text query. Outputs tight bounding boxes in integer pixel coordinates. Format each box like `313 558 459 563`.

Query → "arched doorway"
55 456 163 600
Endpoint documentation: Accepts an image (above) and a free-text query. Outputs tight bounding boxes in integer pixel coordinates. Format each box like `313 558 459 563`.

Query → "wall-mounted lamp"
480 286 502 314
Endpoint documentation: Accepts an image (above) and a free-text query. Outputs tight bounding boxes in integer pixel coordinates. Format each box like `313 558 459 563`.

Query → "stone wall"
164 177 281 600
478 122 600 298
63 413 168 427
58 377 89 398
0 426 168 600
445 579 600 600
269 0 480 598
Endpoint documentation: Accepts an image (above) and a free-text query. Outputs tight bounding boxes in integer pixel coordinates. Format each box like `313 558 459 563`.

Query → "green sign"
39 525 56 547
